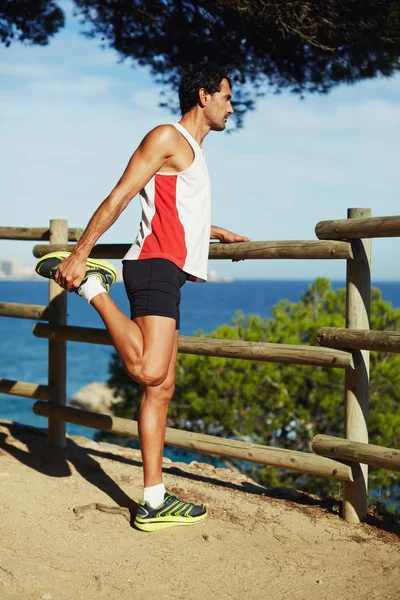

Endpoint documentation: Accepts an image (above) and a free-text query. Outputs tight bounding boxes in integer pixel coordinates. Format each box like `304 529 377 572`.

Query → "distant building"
0 258 38 280
0 258 21 278
207 269 233 282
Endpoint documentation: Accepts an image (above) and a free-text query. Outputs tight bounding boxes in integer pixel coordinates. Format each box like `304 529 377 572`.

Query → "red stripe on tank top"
139 174 187 267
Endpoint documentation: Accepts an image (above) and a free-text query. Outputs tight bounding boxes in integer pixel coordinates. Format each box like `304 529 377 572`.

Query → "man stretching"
36 64 250 531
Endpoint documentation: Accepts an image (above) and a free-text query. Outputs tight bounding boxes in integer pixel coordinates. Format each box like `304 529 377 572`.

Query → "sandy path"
0 421 399 600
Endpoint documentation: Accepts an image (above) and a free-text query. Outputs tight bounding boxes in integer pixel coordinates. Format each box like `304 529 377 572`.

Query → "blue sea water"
1 279 399 507
2 278 346 436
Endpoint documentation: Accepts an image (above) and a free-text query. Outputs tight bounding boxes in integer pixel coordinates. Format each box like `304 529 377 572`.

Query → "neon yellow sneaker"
134 493 208 532
35 251 117 294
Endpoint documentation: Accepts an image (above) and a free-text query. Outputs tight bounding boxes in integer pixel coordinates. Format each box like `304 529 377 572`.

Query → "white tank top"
123 122 211 282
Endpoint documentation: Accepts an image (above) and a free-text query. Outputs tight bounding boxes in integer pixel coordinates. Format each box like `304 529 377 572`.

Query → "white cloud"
0 62 51 78
29 75 114 96
247 95 400 134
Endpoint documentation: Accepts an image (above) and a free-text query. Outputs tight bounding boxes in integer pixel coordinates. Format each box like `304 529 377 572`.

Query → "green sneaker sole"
134 510 208 532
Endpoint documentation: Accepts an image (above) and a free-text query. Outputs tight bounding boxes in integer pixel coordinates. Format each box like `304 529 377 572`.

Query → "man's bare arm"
54 126 178 291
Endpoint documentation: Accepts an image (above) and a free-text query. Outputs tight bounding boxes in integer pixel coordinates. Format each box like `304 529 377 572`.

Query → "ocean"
1 279 399 507
1 278 353 436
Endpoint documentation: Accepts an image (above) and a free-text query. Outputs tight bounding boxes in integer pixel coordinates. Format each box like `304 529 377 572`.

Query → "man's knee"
125 359 168 387
159 379 175 401
144 378 175 406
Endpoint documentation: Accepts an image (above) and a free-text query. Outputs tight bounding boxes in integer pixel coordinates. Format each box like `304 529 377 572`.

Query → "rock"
70 382 123 415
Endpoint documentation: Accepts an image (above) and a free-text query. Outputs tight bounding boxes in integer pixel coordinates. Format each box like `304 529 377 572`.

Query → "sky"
1 1 400 280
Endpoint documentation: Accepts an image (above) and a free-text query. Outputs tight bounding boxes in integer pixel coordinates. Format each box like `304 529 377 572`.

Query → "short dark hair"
179 64 232 115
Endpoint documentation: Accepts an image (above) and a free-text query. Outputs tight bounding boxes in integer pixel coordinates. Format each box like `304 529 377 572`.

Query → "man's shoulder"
147 124 180 143
140 124 180 156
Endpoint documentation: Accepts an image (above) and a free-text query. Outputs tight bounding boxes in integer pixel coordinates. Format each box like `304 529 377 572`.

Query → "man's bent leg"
36 253 178 387
90 294 177 387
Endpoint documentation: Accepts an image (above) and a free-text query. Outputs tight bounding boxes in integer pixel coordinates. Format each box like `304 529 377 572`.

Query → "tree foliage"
0 1 64 46
3 1 400 126
108 278 400 499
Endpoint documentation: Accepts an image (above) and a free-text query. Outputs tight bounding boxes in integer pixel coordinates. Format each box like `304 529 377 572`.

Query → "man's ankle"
78 275 107 303
143 482 166 508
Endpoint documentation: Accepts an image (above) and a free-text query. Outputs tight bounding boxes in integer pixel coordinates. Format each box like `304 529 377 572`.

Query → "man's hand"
54 254 87 292
218 230 250 244
210 225 251 261
210 225 251 244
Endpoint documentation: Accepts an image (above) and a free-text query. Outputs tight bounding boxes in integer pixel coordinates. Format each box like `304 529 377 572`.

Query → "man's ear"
198 87 208 107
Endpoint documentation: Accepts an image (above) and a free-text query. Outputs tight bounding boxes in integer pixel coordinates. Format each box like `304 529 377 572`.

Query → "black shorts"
122 258 188 330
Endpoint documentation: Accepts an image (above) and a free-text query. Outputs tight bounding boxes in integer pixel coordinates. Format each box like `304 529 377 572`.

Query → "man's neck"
178 112 210 147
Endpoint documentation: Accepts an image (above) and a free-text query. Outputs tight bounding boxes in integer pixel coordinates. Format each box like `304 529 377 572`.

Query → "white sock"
79 275 107 304
143 483 166 508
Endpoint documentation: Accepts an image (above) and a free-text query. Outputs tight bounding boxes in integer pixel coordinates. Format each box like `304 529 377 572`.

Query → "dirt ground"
0 420 399 600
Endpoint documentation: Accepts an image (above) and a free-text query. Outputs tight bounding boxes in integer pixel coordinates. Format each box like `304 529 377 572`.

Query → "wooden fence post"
48 219 68 448
343 208 371 522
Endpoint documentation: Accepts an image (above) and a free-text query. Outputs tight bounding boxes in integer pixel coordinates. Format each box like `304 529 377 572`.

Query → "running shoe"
134 493 208 532
35 251 117 294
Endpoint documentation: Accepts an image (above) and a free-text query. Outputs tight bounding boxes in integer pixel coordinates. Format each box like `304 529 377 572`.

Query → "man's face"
206 78 234 131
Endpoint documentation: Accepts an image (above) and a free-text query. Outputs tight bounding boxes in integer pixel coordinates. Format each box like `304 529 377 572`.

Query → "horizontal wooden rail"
33 243 128 259
178 336 354 368
0 302 54 321
0 226 83 241
312 435 400 472
315 215 400 240
209 240 353 260
317 327 400 353
33 402 357 481
0 379 50 400
32 323 355 369
32 240 353 260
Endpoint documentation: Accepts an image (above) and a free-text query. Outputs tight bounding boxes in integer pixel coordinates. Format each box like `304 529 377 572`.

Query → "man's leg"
35 253 177 388
133 327 208 531
90 293 176 387
138 328 179 491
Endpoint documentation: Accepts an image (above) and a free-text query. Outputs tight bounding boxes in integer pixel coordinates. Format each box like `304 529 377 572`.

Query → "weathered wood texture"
32 243 128 259
0 302 53 321
317 327 400 353
0 226 83 241
33 401 357 481
344 208 371 524
209 240 353 260
312 435 400 472
32 323 355 369
32 240 353 260
315 215 400 239
47 220 68 449
0 379 50 400
178 336 354 368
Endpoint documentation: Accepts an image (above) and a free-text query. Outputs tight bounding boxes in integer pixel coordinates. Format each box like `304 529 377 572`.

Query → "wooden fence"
1 210 400 524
